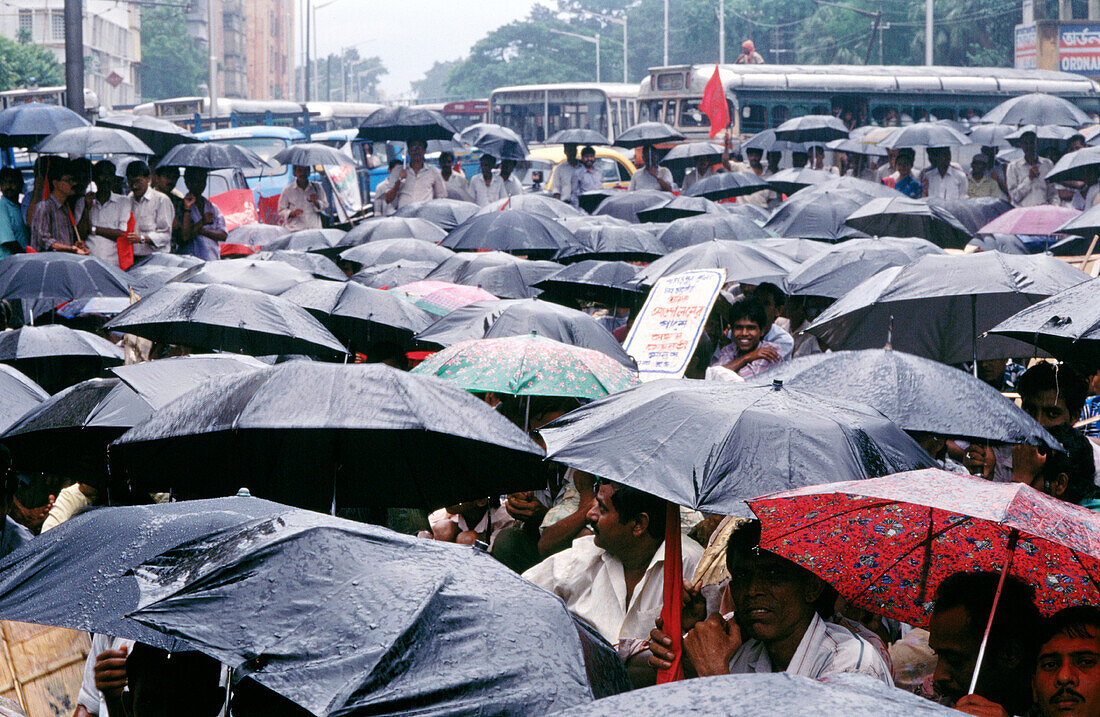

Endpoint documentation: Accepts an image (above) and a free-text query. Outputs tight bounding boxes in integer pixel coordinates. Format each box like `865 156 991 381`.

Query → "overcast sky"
302 0 543 99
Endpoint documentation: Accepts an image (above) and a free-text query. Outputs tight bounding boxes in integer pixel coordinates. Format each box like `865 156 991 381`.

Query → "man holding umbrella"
552 144 581 203
178 167 227 261
1007 130 1055 207
570 146 604 208
383 139 445 210
629 146 676 192
30 159 87 254
277 165 329 231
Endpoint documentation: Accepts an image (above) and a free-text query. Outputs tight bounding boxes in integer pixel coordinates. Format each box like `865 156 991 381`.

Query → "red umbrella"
749 469 1100 692
977 205 1080 235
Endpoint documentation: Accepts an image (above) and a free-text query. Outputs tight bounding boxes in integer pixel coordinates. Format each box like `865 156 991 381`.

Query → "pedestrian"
127 160 174 259
372 159 401 217
921 147 968 201
438 151 472 202
629 146 675 192
808 146 837 174
552 143 581 203
1030 606 1100 717
569 145 603 208
739 147 775 208
383 139 445 209
30 158 86 254
967 154 1006 200
177 167 227 261
681 155 720 192
0 167 28 255
499 159 523 196
709 298 783 379
277 165 329 231
1007 130 1055 207
470 154 508 206
85 160 132 267
886 148 922 199
735 39 765 64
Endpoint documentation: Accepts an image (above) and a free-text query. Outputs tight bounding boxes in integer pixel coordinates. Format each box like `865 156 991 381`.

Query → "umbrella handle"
1082 234 1099 272
966 529 1019 696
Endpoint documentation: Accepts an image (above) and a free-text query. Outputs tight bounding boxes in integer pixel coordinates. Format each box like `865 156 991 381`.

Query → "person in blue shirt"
893 148 922 199
0 168 28 256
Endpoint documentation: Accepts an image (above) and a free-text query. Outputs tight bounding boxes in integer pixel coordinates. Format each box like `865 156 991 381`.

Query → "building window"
18 10 32 37
51 12 64 41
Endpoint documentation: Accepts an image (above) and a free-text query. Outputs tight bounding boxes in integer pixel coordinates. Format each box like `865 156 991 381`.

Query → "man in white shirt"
922 147 968 201
277 165 329 231
500 159 524 197
629 146 676 192
383 139 446 209
523 481 703 656
86 160 132 266
470 154 508 206
1006 130 1055 207
439 151 473 202
552 144 580 203
125 161 173 258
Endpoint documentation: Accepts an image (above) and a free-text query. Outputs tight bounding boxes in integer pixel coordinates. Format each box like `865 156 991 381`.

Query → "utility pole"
207 0 217 119
719 0 725 64
548 28 600 82
303 0 310 101
925 0 933 65
579 10 627 83
812 0 883 65
663 0 669 65
63 0 83 114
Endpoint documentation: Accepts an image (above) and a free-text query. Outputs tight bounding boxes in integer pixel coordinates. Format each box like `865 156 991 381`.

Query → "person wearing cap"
967 154 1005 200
1007 130 1055 207
735 40 764 64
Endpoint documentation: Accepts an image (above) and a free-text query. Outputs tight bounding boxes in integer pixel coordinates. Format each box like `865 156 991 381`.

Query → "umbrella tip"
771 378 783 391
235 487 252 498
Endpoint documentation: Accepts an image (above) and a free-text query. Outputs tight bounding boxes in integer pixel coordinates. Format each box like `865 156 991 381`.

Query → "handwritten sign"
623 269 726 381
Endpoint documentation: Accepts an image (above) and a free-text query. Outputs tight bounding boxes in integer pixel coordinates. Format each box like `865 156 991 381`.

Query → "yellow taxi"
519 144 637 193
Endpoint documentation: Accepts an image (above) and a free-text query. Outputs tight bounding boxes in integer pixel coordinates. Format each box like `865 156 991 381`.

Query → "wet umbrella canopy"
843 197 972 249
755 349 1059 447
392 280 498 316
0 324 123 394
547 128 610 145
251 250 346 282
352 260 438 290
0 365 46 434
440 211 576 258
555 225 665 263
658 142 722 170
534 260 642 306
280 279 435 347
476 194 582 220
271 142 356 167
614 122 685 148
357 105 460 143
763 181 896 241
104 283 348 358
33 126 154 157
633 240 796 287
158 142 270 170
109 363 545 510
466 260 563 299
931 197 1012 235
339 217 447 246
877 122 971 149
980 92 1092 127
540 379 934 514
683 172 770 201
169 258 319 295
226 223 290 248
0 102 89 148
0 253 131 302
773 114 849 144
340 238 454 267
97 114 200 156
459 122 529 161
0 497 624 715
987 277 1100 364
262 228 347 254
110 354 267 409
785 236 944 299
765 168 836 196
426 250 524 284
392 198 479 231
657 214 770 252
593 190 671 223
636 195 722 224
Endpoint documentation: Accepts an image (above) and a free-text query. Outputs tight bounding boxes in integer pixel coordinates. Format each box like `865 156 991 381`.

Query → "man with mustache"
1033 606 1100 717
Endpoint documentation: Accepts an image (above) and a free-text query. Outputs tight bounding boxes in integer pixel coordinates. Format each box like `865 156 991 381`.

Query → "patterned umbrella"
412 333 639 399
749 469 1100 627
391 280 497 316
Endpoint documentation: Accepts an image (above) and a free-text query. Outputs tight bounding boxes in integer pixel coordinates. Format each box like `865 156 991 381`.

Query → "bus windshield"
492 88 611 143
208 136 288 178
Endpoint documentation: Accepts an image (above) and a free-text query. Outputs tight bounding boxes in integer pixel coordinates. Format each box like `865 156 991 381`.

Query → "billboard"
1016 24 1037 70
1060 23 1100 75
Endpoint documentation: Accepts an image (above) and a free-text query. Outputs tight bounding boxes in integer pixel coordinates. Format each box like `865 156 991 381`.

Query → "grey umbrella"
339 217 447 247
440 210 576 259
633 239 797 287
684 172 770 200
425 250 524 284
593 190 671 223
878 122 972 149
754 349 1059 447
340 237 454 267
844 196 972 249
0 365 47 434
111 354 268 410
785 236 944 299
34 126 154 157
741 128 799 153
657 214 770 252
169 258 317 295
351 260 438 289
931 197 1012 235
540 379 934 514
466 260 563 299
825 137 887 157
774 114 849 144
987 277 1100 365
765 167 836 195
803 252 1090 364
251 250 346 282
158 142 270 170
476 194 582 220
555 224 665 263
459 123 529 161
614 122 684 148
226 223 289 248
547 128 609 145
393 198 479 231
357 106 460 143
981 93 1092 128
272 142 356 167
261 228 347 255
0 102 89 148
97 114 200 156
1047 146 1100 183
763 192 865 241
967 123 1017 148
534 260 642 306
723 202 771 222
636 195 723 223
658 142 722 170
281 278 435 348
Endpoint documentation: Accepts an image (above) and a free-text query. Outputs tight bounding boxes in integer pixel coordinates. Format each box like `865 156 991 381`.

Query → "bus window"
741 104 768 133
811 104 830 115
770 105 790 126
678 99 708 129
618 101 627 137
492 92 548 142
905 106 930 123
789 105 810 119
930 106 957 120
872 106 900 126
639 99 661 123
663 100 677 123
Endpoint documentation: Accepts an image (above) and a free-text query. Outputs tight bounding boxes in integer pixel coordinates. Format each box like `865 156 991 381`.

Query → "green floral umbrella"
411 333 640 399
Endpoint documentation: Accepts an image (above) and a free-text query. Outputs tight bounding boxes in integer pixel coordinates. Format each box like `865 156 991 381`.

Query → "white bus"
637 64 1100 140
488 82 639 144
0 86 99 117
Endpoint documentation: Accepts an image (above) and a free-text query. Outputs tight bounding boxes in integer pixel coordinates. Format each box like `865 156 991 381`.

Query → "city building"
1016 0 1100 79
244 0 294 100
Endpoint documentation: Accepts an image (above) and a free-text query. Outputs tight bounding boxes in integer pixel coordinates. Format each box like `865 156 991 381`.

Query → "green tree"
412 60 461 102
0 35 63 90
140 4 205 100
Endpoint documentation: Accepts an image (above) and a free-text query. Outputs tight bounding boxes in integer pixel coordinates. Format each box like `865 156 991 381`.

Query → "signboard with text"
322 165 362 223
622 269 726 381
1060 23 1100 75
1015 24 1037 70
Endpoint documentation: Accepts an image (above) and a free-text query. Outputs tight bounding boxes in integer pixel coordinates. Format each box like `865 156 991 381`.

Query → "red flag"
699 64 729 139
117 212 135 271
655 502 684 683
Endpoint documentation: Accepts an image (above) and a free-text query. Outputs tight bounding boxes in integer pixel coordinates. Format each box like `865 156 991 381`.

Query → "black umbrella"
271 142 356 167
614 122 685 148
577 189 618 214
785 236 944 299
967 123 1017 148
0 365 47 434
555 225 665 263
338 217 446 247
534 260 642 307
97 114 200 156
540 379 934 514
756 349 1059 447
158 142 270 170
109 362 544 509
750 237 831 263
0 253 130 302
684 171 769 200
1048 146 1100 183
636 195 722 224
741 129 799 153
773 114 848 144
340 237 454 267
425 250 524 284
0 102 89 148
877 122 971 149
33 126 153 157
547 128 609 145
261 228 347 254
593 190 671 223
0 497 622 716
476 194 582 220
980 93 1092 128
251 250 346 282
633 239 797 287
0 377 150 481
169 258 316 295
723 202 771 222
351 260 438 289
763 187 875 241
657 214 770 252
226 223 289 248
765 167 836 195
357 106 459 143
131 253 203 271
0 324 123 394
930 197 1012 235
104 283 348 358
459 123 529 161
658 142 722 170
559 215 631 232
440 211 576 259
111 353 267 409
392 198 479 231
280 279 435 348
126 265 187 297
415 298 635 368
467 260 563 299
844 197 972 249
825 137 887 157
1006 124 1077 153
803 252 1090 364
987 278 1100 365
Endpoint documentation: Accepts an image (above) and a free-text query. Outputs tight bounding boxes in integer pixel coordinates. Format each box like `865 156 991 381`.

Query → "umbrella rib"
1070 549 1100 600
